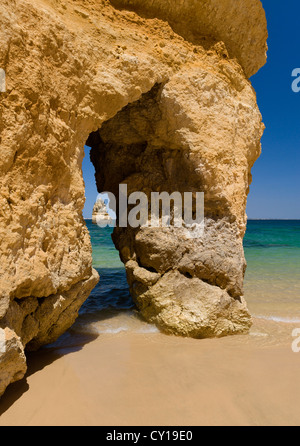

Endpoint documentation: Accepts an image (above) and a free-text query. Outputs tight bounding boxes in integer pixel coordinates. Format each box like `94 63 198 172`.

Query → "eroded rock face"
111 0 268 77
0 0 267 395
89 74 263 337
0 328 27 397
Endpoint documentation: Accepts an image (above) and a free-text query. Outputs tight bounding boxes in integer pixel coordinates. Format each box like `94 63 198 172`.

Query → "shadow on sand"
0 330 98 417
0 306 140 417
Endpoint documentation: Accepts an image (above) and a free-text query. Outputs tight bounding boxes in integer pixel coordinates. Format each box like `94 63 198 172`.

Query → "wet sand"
0 318 300 426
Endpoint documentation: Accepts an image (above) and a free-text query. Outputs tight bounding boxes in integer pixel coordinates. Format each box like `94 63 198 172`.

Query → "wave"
92 325 159 334
244 241 293 248
254 315 300 324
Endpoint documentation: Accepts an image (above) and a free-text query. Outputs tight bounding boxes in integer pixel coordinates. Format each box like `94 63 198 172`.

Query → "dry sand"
0 318 300 426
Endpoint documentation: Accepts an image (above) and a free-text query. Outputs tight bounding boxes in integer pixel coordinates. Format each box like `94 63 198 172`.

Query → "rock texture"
0 328 27 397
0 0 267 396
111 0 267 78
89 75 264 337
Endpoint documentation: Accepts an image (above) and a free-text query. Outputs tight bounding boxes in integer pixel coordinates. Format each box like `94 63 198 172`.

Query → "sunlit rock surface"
0 0 267 395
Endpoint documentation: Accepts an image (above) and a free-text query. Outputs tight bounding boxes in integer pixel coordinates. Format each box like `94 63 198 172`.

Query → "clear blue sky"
247 0 300 219
82 146 98 218
83 0 300 219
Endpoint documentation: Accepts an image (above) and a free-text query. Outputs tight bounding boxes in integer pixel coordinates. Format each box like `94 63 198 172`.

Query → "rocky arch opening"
86 81 201 267
80 83 177 331
83 83 202 327
78 82 176 332
80 81 252 338
79 145 134 333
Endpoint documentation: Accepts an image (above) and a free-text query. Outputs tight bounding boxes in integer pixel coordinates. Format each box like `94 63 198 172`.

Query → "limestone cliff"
0 0 267 396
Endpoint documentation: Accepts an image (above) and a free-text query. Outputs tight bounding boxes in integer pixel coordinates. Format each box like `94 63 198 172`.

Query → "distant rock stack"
92 198 113 226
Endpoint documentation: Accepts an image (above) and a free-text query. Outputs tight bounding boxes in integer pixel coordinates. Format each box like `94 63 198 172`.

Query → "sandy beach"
0 0 299 429
0 317 299 426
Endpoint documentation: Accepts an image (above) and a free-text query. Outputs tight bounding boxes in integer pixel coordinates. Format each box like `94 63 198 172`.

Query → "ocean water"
77 220 158 336
81 220 300 329
51 220 300 345
244 220 300 322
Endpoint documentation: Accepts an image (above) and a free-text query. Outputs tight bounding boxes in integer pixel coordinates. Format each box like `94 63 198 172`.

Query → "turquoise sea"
244 220 300 322
77 220 300 334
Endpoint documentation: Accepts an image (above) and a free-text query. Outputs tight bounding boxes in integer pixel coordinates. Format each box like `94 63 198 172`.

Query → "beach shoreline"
0 317 299 426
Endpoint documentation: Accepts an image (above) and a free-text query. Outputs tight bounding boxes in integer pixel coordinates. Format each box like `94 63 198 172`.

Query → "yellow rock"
0 0 267 395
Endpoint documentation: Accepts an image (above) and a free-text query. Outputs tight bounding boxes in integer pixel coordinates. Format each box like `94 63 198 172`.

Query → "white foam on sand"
255 315 300 324
89 322 160 334
74 310 160 336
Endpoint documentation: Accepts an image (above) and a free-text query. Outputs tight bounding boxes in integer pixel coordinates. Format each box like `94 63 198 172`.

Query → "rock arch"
0 0 267 396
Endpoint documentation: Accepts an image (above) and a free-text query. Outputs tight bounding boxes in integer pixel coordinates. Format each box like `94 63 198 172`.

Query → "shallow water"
50 220 300 345
244 220 300 321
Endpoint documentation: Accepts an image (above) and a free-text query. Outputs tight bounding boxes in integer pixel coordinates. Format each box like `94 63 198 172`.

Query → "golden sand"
0 318 299 426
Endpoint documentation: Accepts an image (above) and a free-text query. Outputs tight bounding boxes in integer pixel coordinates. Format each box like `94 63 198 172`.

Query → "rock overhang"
110 0 268 78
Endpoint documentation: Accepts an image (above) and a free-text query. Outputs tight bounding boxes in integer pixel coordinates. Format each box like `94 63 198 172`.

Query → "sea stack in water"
92 198 113 226
0 0 267 395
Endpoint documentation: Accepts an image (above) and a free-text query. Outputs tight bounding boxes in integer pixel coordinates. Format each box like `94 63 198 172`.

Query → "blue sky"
83 0 300 219
247 0 300 219
82 145 98 218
